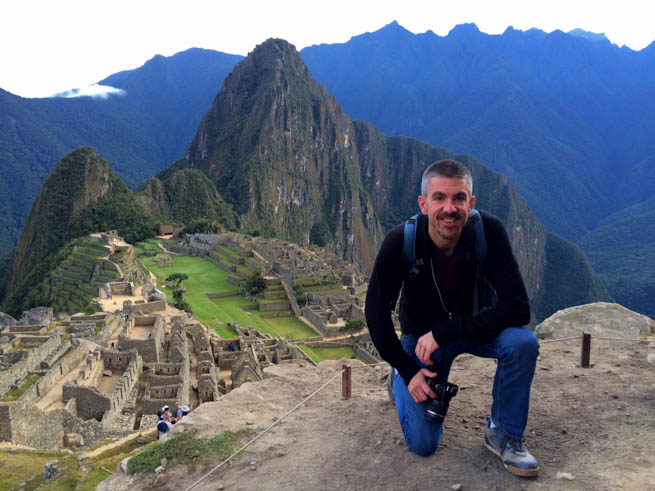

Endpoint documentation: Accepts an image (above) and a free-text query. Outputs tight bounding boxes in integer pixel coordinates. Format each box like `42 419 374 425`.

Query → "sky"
1 0 653 98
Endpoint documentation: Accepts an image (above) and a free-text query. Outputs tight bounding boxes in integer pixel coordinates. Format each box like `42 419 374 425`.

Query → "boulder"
63 432 85 449
535 302 655 340
0 312 17 327
18 306 53 326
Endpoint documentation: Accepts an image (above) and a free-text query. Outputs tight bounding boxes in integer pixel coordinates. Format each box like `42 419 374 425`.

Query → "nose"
443 199 456 214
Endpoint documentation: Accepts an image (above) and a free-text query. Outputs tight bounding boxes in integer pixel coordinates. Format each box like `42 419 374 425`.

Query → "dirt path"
98 337 654 491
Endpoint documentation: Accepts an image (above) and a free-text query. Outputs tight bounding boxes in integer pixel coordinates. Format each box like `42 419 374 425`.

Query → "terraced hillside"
43 235 148 315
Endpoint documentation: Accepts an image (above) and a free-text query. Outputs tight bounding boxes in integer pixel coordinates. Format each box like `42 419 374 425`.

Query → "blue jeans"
393 328 539 456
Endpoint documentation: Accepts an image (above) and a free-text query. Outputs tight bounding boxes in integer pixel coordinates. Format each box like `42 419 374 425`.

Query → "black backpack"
402 210 496 313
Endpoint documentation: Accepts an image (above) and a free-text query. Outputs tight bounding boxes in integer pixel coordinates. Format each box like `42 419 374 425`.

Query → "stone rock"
160 457 168 468
535 302 654 340
43 461 61 481
556 471 575 480
155 465 165 474
103 370 113 377
64 432 85 449
647 353 655 365
119 457 131 474
0 312 17 327
18 306 53 326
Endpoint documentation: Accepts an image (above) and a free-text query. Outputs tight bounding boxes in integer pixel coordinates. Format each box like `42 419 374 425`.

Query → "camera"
424 378 459 424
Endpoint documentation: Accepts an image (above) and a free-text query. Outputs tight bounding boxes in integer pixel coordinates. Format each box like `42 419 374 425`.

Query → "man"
365 159 539 477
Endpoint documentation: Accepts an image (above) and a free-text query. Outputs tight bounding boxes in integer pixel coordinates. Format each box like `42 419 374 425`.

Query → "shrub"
340 319 365 333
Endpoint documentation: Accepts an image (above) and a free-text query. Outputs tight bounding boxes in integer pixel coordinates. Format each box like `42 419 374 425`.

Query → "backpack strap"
403 214 423 279
468 209 487 313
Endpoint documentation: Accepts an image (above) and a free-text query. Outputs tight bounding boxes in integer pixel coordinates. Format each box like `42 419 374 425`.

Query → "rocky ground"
99 328 654 491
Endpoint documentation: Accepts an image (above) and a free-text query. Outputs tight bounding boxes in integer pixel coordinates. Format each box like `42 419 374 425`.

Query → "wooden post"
342 363 352 399
581 332 591 368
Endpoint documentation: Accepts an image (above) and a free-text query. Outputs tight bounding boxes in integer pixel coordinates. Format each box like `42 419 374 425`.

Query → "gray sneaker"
484 419 539 477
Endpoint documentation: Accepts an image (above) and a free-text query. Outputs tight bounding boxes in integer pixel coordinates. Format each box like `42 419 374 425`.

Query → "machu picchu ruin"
0 228 381 455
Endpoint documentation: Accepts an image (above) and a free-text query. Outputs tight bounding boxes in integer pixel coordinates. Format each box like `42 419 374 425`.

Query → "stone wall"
258 301 291 311
19 343 88 404
117 315 164 362
125 299 167 314
5 324 47 335
142 384 186 414
63 348 142 425
0 334 61 395
205 292 240 299
63 383 109 421
100 352 142 428
301 307 340 337
0 401 65 450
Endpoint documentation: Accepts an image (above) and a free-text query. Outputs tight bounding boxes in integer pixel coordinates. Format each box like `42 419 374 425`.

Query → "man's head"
418 159 476 255
421 159 473 197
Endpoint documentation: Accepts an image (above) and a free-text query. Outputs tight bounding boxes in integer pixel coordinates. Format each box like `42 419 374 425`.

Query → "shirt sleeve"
365 226 422 384
431 215 531 345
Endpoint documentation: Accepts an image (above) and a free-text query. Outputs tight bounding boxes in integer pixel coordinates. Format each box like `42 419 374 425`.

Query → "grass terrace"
140 250 316 340
0 432 158 490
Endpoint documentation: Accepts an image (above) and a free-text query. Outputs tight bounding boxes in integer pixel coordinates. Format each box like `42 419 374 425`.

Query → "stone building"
117 315 165 362
62 347 143 428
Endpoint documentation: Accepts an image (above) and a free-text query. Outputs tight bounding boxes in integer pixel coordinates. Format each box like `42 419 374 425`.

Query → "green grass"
209 296 315 339
140 253 316 340
0 433 159 490
127 429 253 474
298 344 368 363
134 238 163 254
1 373 41 401
0 450 74 490
217 244 244 260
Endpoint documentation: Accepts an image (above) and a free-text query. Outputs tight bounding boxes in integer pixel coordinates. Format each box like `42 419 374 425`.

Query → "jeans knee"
514 329 539 360
404 424 442 456
408 437 439 457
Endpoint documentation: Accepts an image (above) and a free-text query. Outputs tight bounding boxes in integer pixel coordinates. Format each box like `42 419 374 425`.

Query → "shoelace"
506 436 526 453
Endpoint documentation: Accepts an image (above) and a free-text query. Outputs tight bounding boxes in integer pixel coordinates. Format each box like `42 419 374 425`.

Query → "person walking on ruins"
365 159 539 477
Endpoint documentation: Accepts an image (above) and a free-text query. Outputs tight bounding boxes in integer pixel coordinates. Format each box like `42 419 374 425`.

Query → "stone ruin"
62 348 143 426
167 232 369 336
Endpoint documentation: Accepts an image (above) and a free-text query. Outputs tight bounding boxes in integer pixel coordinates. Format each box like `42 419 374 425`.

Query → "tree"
341 319 365 333
165 273 190 312
166 273 188 287
245 272 267 295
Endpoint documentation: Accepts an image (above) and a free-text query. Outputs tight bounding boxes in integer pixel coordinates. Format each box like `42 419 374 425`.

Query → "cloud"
52 84 126 99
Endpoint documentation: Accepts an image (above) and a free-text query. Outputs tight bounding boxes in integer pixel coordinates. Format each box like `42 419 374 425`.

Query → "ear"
418 195 428 215
468 195 476 214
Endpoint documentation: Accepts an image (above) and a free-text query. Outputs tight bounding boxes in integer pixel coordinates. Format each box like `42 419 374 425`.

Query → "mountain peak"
567 28 610 44
448 23 483 38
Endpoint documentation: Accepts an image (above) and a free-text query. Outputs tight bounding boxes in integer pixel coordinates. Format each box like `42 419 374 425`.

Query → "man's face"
418 176 475 254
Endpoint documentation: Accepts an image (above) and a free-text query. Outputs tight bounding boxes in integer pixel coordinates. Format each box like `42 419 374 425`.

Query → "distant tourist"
228 342 237 351
366 160 539 477
156 418 171 439
175 403 183 420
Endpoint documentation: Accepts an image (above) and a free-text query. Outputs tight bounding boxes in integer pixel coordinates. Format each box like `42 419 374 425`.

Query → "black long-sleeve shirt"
365 211 530 384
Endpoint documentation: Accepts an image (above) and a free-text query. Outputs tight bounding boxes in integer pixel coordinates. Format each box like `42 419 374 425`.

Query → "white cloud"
52 84 126 99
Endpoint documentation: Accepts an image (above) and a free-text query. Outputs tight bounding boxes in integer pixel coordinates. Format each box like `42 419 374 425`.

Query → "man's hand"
408 368 438 403
415 331 439 365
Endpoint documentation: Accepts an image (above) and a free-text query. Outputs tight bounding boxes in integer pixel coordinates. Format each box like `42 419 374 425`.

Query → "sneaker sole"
484 440 539 477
